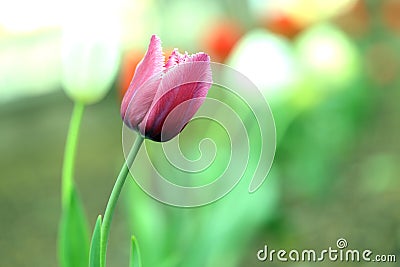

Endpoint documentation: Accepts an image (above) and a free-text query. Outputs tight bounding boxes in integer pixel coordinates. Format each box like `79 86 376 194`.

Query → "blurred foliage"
1 0 400 266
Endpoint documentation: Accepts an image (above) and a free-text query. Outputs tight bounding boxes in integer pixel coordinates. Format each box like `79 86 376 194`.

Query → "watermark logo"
336 238 348 249
122 62 276 207
257 238 396 263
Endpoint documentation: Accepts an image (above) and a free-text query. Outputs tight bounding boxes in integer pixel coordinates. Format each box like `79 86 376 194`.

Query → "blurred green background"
1 0 400 266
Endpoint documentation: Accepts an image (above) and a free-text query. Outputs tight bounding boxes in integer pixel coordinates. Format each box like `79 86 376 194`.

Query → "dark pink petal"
121 35 164 129
139 52 212 141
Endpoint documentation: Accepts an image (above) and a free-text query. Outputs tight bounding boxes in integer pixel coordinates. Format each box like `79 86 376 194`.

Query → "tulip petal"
140 52 212 141
164 49 180 69
121 35 164 129
164 49 189 69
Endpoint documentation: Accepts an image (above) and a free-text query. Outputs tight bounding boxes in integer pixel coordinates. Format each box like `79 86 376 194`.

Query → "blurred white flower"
61 0 121 104
226 28 299 102
295 23 360 89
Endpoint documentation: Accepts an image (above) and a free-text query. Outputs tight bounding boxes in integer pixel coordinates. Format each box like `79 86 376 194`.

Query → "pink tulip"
121 35 212 142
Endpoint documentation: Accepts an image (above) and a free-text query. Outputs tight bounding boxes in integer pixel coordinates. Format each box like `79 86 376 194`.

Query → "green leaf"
130 236 142 267
89 215 102 267
59 187 90 267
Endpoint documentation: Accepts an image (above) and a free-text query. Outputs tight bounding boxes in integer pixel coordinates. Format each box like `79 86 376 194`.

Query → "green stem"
62 102 85 208
100 136 144 267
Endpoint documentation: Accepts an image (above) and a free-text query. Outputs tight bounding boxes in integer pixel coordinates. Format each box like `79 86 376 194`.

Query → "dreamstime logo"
336 238 348 249
257 238 397 263
122 62 276 207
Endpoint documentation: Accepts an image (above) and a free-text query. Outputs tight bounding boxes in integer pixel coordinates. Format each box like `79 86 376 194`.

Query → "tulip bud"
121 35 212 142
